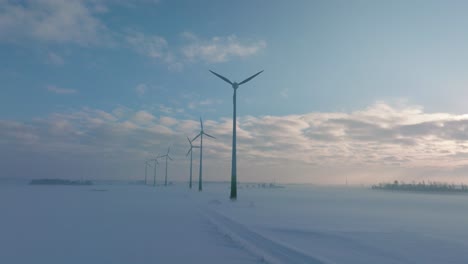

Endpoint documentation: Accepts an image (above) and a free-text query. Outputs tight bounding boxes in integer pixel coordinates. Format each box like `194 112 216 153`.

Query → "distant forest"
30 179 93 186
372 181 468 193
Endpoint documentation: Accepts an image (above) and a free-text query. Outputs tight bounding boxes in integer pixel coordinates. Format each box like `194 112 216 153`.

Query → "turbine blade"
186 148 192 157
192 133 201 141
209 70 233 85
239 70 264 85
187 136 192 145
200 117 203 131
167 147 170 155
168 155 173 161
203 132 216 139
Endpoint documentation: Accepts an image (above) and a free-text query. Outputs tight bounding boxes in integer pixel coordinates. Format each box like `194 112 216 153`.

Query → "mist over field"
3 0 468 263
1 182 468 264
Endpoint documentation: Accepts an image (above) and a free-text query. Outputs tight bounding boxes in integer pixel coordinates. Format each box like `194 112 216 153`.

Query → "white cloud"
46 85 77 94
188 98 223 110
46 52 64 65
135 83 148 96
124 30 185 71
0 2 265 72
181 32 266 63
120 120 137 130
280 88 289 98
200 99 223 105
125 31 168 59
110 0 160 8
0 0 108 45
132 110 155 124
160 116 178 126
157 104 183 115
4 101 468 184
125 30 266 69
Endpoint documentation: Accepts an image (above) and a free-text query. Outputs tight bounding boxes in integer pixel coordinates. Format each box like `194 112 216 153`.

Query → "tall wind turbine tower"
144 160 152 185
150 155 160 187
159 148 173 186
186 137 200 189
209 70 263 200
192 117 215 191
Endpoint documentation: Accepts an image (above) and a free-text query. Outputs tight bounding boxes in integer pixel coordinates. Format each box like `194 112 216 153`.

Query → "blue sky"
2 0 468 184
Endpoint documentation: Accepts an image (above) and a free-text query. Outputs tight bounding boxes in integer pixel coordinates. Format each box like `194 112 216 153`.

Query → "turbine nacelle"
186 136 200 156
159 147 173 161
210 69 263 91
150 155 160 166
192 117 216 141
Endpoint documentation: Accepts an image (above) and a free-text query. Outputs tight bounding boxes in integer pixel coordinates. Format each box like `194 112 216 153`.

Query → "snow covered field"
1 182 468 264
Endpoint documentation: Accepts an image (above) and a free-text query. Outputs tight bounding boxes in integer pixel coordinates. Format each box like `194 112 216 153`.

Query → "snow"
1 182 468 264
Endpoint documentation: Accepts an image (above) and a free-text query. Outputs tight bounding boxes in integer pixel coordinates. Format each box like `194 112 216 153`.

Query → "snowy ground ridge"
205 210 328 264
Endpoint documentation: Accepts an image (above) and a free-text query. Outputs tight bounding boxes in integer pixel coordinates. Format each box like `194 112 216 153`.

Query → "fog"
1 182 467 263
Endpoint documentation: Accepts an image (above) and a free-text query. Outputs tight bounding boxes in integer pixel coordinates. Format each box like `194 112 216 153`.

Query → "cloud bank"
2 102 468 184
0 1 266 69
181 32 266 63
46 85 77 94
0 0 108 45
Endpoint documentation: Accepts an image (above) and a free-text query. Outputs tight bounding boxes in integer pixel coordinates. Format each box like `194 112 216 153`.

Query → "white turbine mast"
186 136 200 189
149 154 161 187
209 70 263 200
158 147 173 186
144 160 153 185
192 117 215 191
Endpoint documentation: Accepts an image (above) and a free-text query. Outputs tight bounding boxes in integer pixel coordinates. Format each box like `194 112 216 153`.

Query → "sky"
2 0 468 184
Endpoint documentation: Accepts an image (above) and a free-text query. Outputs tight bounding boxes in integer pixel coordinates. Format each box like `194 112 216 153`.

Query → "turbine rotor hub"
233 83 239 89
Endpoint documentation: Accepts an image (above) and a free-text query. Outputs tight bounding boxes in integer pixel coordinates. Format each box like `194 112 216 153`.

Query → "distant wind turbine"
150 155 160 187
144 160 152 185
159 147 173 186
186 136 200 189
192 117 215 191
209 69 263 200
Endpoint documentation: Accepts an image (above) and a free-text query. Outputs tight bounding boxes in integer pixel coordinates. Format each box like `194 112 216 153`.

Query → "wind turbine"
209 70 263 200
186 136 200 189
159 147 173 186
144 160 152 185
192 117 215 192
150 155 160 187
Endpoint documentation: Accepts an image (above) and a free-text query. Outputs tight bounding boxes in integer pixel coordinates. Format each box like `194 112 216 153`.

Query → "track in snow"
205 210 327 264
